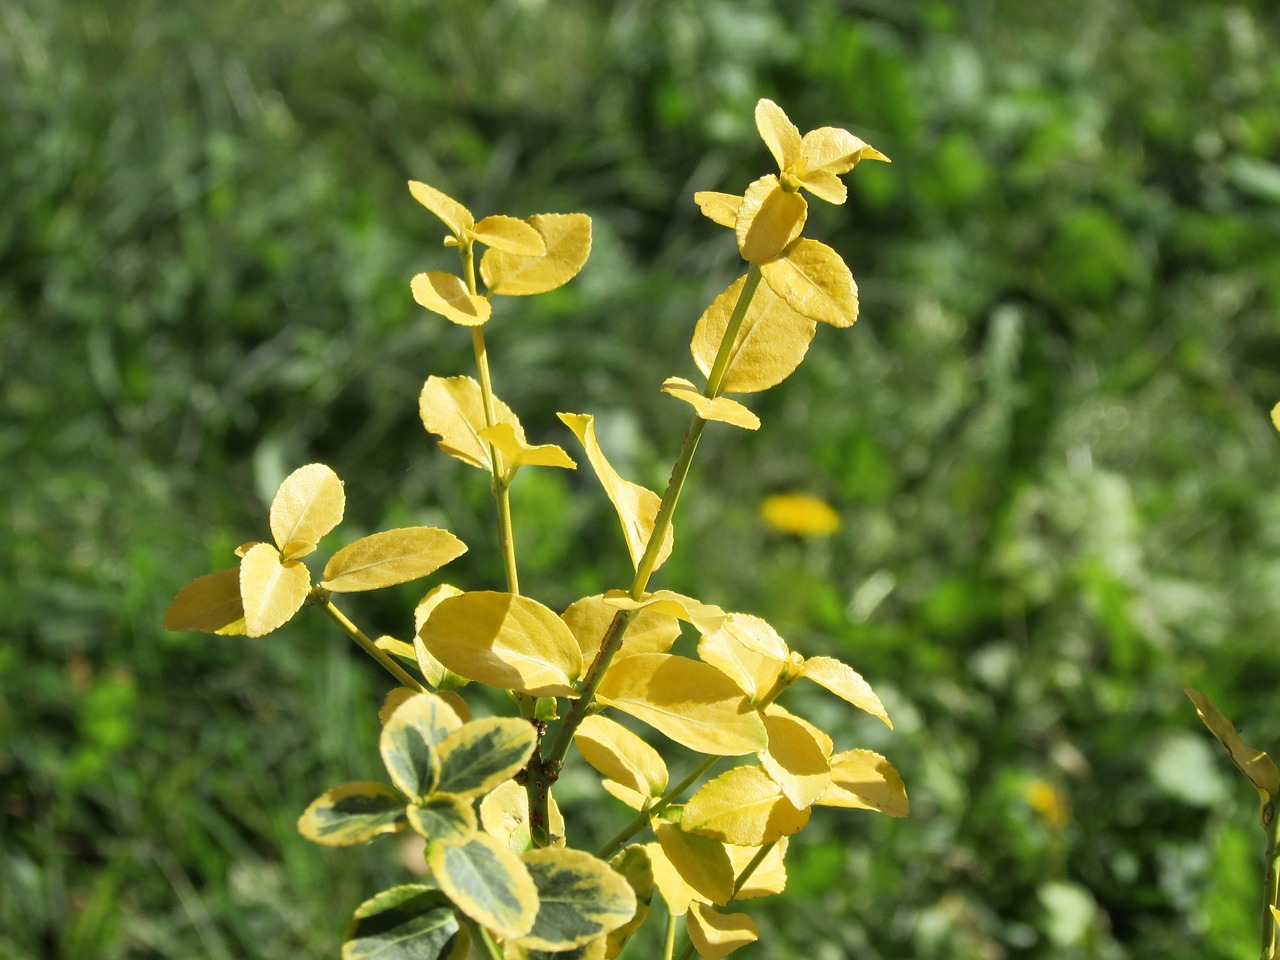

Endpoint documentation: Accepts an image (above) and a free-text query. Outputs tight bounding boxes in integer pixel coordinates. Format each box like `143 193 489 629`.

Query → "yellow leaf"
600 590 726 636
321 527 468 593
764 703 832 756
693 191 742 229
280 539 317 562
682 765 810 847
727 837 789 900
408 180 474 239
655 822 734 906
558 413 673 572
706 613 789 664
560 595 680 664
1187 688 1280 799
690 276 816 395
440 691 471 723
760 492 840 536
269 463 345 549
376 635 417 662
411 271 492 326
479 780 565 854
606 846 653 959
600 780 647 811
817 749 909 817
471 215 546 256
801 656 891 727
735 175 807 263
643 841 697 917
164 568 246 636
800 125 890 176
574 715 669 798
595 653 766 756
759 238 858 328
239 542 311 637
754 99 802 173
1272 402 1280 432
660 377 760 430
415 584 464 687
481 213 591 296
478 423 577 471
420 375 523 472
686 902 759 959
793 168 847 205
759 710 831 809
418 591 582 697
696 615 788 703
380 687 418 726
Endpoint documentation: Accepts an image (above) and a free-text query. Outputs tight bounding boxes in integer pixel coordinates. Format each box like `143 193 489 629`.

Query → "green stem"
596 755 719 859
1262 796 1280 959
464 918 504 960
704 263 762 399
316 596 426 692
663 912 679 960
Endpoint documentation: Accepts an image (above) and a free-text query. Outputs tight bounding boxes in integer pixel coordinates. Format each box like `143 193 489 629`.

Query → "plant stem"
464 918 504 960
672 842 776 960
596 755 719 859
316 597 426 692
663 913 679 960
1262 795 1280 959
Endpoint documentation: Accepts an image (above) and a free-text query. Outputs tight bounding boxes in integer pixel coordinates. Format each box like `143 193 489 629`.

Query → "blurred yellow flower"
1271 402 1279 432
1025 778 1070 831
760 493 841 537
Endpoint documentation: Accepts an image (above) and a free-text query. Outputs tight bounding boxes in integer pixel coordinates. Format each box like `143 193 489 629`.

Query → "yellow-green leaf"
600 781 647 811
735 175 807 263
411 271 491 326
419 591 582 697
239 542 311 638
343 884 466 960
415 584 464 687
697 617 787 703
321 527 468 593
376 635 417 663
687 902 759 959
408 180 474 239
654 822 734 906
660 377 760 430
164 568 246 636
420 375 523 472
759 238 858 328
560 595 680 664
682 765 810 846
692 191 742 229
755 99 802 172
727 837 789 900
479 780 565 854
472 215 546 256
574 715 668 798
595 653 766 756
817 749 909 817
643 841 696 917
1186 688 1280 798
801 655 891 727
478 423 577 471
760 710 831 809
435 717 537 798
690 277 816 395
600 590 726 636
558 413 673 572
606 847 653 959
298 781 407 846
516 847 638 950
481 213 592 296
269 463 345 549
380 687 418 726
380 692 463 800
407 794 477 846
427 832 538 940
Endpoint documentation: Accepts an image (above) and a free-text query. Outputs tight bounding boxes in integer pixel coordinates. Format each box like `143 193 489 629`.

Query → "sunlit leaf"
420 376 522 472
1271 402 1280 433
380 687 419 726
342 884 466 960
479 780 565 854
759 238 858 328
595 653 766 756
600 780 647 811
654 822 734 906
481 213 591 296
411 271 491 326
298 781 407 846
471 215 546 256
690 277 816 395
407 794 477 846
727 837 789 900
682 765 810 846
414 584 464 687
269 463 345 549
735 175 807 263
755 99 802 172
164 568 246 636
376 635 417 662
427 832 538 939
760 711 831 809
280 539 317 562
800 126 890 176
408 180 474 239
817 749 909 817
686 902 760 959
600 590 726 636
660 377 759 430
321 527 468 593
239 542 311 638
516 847 637 950
479 423 577 471
419 591 582 697
801 656 891 727
643 841 696 916
435 717 537 799
558 413 673 571
1186 688 1280 798
560 595 681 664
574 715 668 798
692 191 742 229
606 846 653 959
380 692 463 800
697 617 787 703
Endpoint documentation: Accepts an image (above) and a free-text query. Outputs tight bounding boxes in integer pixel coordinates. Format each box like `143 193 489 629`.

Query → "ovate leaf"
558 413 673 572
269 463 345 549
479 780 565 854
380 687 419 726
516 847 638 950
686 902 759 959
606 846 653 959
727 837 789 900
343 884 466 960
478 423 577 471
801 656 891 727
560 595 680 664
416 584 465 687
660 377 760 430
435 717 537 798
697 618 787 703
600 590 726 636
298 781 407 846
471 215 546 256
407 794 478 846
817 749 909 817
760 710 832 809
595 654 766 757
755 99 802 171
481 213 592 296
692 192 742 229
380 692 464 800
408 180 474 238
164 568 246 636
643 842 696 917
690 277 816 395
427 832 538 939
759 238 857 328
411 272 491 326
735 175 806 263
419 592 583 697
574 715 669 798
682 765 810 846
239 543 311 638
800 125 889 177
1186 688 1279 799
321 527 468 593
654 822 734 906
420 376 522 472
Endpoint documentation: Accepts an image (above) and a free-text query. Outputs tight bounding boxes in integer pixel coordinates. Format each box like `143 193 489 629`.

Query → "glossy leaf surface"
516 847 637 950
411 272 491 326
298 781 407 846
690 277 816 395
239 542 310 638
686 902 759 959
573 714 668 798
427 832 538 939
269 463 345 549
654 822 734 906
759 238 858 328
380 693 463 800
343 884 465 960
560 595 680 663
802 655 891 726
407 794 477 846
682 765 810 846
420 376 522 472
435 717 537 798
321 527 467 593
660 377 759 430
817 749 909 817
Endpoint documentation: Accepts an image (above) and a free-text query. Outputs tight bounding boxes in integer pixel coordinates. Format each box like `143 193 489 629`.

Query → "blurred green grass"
5 0 1280 957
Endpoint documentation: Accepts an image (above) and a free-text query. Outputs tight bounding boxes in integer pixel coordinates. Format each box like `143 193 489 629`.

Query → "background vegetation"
5 0 1280 957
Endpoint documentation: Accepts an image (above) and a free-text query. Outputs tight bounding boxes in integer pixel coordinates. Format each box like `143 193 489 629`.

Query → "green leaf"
515 848 637 951
380 693 464 800
1187 688 1280 799
682 765 811 846
164 568 246 636
321 527 468 593
481 213 591 296
343 884 467 960
269 463 345 549
435 717 537 798
407 794 478 846
298 781 407 846
239 542 311 638
427 832 538 939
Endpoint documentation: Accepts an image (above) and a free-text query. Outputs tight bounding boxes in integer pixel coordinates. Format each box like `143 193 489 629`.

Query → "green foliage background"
5 0 1280 957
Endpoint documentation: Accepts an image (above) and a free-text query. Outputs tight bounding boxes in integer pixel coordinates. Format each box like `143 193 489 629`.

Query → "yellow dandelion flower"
760 493 841 537
1271 402 1280 432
